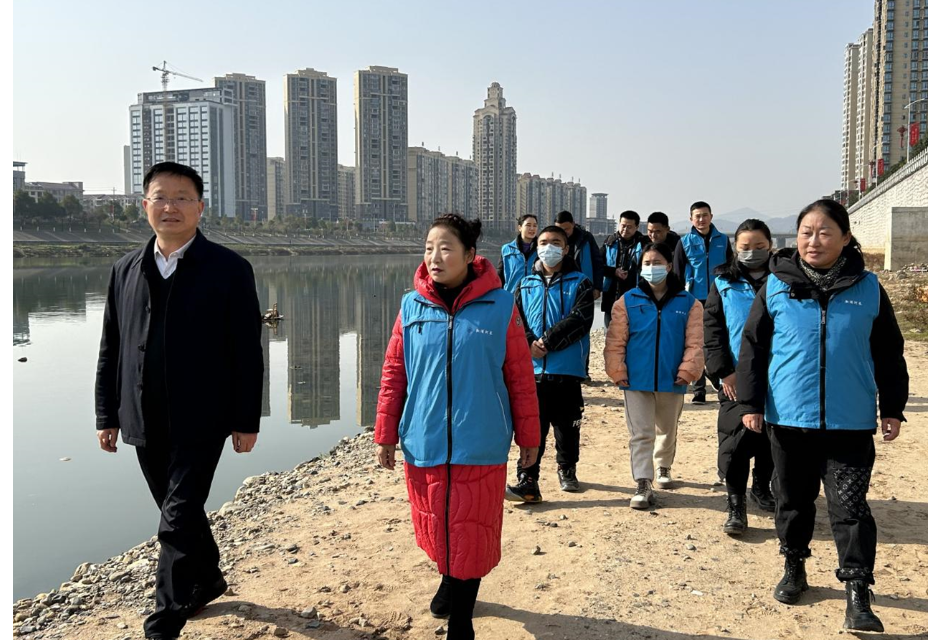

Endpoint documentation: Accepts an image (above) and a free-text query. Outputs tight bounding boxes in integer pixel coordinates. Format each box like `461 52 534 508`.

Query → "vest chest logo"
841 299 864 307
474 327 494 336
673 309 688 317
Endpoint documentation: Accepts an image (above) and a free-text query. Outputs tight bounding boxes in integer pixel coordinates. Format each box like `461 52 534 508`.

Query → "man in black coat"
601 210 650 327
95 162 263 640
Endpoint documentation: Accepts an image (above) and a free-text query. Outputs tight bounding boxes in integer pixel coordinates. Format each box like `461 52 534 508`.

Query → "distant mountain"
672 207 798 235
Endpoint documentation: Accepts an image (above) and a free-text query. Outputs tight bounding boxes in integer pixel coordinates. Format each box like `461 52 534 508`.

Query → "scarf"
798 254 847 291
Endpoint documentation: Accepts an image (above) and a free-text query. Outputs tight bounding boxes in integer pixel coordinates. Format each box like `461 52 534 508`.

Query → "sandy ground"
25 335 928 640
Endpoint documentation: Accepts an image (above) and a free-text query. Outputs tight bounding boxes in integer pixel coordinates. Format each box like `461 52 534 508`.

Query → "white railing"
849 148 928 214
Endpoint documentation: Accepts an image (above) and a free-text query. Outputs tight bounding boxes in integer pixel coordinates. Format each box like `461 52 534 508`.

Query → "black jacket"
662 230 681 253
569 225 604 291
735 248 908 422
95 230 264 445
601 231 650 313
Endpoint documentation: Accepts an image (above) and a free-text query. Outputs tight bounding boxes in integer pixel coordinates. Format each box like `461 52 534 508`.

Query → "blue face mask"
641 265 669 285
537 244 564 268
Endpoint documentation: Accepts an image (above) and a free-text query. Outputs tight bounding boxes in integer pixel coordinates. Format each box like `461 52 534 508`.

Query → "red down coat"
375 256 540 579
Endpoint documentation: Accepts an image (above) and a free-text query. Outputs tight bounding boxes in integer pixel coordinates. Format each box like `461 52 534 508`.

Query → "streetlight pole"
903 97 927 163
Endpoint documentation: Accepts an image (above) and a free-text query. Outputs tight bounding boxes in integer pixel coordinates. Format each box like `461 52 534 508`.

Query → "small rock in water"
60 457 71 462
18 357 27 363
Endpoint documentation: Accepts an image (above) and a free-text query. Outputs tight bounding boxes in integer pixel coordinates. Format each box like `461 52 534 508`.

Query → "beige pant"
622 390 685 481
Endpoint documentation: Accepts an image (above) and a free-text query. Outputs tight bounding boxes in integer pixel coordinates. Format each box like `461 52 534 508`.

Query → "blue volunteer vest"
574 235 594 285
501 240 537 293
518 271 592 378
603 239 643 293
714 275 758 367
682 227 729 300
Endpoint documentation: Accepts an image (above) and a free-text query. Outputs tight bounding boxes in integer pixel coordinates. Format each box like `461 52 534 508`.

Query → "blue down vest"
714 275 758 367
501 240 537 293
681 227 729 300
518 270 591 378
621 287 697 394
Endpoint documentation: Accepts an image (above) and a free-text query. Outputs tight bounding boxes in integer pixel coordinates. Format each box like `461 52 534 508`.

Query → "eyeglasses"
146 196 200 207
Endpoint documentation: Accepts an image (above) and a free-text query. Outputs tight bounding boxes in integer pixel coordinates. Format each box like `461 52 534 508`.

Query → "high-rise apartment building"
842 43 862 196
855 29 876 190
266 157 288 218
589 193 609 221
562 180 588 224
474 83 517 232
215 73 268 221
516 173 587 228
337 164 356 220
407 147 479 224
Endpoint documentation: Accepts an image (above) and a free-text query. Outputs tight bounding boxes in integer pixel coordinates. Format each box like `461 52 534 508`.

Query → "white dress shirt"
154 234 197 279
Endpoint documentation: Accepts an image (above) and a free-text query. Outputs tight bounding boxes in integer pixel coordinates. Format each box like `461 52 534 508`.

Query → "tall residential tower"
473 83 517 232
214 73 268 220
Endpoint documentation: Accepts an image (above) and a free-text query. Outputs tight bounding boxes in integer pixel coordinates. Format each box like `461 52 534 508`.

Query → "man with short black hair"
601 210 649 327
96 162 263 640
673 201 732 404
646 211 681 252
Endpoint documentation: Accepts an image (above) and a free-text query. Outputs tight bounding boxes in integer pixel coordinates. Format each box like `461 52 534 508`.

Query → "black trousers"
136 433 226 637
716 392 774 495
768 424 878 584
518 377 584 481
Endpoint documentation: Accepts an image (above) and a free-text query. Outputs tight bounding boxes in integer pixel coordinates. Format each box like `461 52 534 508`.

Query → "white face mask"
640 265 669 284
537 244 564 268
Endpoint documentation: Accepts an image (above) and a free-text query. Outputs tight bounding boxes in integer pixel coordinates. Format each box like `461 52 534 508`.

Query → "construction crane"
151 62 202 163
152 60 202 93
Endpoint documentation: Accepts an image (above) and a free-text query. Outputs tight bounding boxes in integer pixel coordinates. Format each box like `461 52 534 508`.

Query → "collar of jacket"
132 229 208 271
770 247 866 295
413 255 501 311
606 231 644 248
691 224 720 240
514 234 535 256
568 225 586 247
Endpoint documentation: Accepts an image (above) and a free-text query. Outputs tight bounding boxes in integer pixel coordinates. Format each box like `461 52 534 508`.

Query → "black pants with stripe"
518 377 584 481
768 424 878 584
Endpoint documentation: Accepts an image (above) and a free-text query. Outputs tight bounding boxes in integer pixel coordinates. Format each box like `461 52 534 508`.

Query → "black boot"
505 473 542 504
749 481 776 512
558 465 581 492
722 494 747 536
446 577 480 640
774 556 809 604
430 575 452 619
843 580 884 632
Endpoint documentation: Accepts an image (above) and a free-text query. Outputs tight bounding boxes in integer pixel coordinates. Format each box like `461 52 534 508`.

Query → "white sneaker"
630 479 655 509
655 467 676 490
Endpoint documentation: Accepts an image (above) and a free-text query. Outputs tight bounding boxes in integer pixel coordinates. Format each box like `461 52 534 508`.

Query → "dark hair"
619 210 640 224
143 162 204 199
517 213 538 226
554 210 575 224
797 199 863 255
689 201 711 215
429 213 482 251
647 211 669 227
735 218 773 244
538 225 569 246
717 218 774 280
640 241 674 264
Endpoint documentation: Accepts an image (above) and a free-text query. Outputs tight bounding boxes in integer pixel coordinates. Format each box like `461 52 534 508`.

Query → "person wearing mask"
703 219 776 537
506 225 595 502
604 242 704 508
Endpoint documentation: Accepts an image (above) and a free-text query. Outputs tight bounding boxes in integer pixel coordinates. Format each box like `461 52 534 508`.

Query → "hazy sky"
12 0 875 222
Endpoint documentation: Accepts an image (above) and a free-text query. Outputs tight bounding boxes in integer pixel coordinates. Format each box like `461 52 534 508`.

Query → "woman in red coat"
375 214 540 639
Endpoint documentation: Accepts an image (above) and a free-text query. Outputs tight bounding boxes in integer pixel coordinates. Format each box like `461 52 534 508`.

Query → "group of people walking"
93 160 909 640
374 200 909 637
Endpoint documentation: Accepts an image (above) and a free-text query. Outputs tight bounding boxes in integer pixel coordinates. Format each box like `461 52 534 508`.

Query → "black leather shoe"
749 483 776 512
774 556 809 604
557 466 581 492
722 494 747 536
180 576 228 619
430 575 452 619
843 580 884 632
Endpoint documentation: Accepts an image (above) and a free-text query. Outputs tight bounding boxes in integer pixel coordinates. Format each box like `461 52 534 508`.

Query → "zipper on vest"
418 295 492 577
819 300 828 430
654 308 662 392
540 278 550 371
